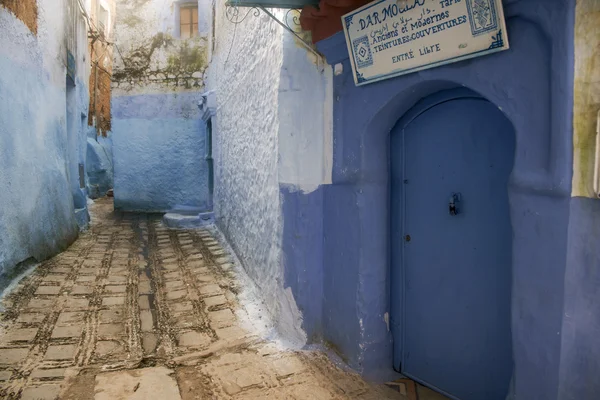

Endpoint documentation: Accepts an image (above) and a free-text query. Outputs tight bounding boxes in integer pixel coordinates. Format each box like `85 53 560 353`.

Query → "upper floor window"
98 2 110 38
180 4 198 39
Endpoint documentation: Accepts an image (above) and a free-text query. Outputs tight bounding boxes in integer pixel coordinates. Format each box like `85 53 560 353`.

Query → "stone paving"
0 198 406 400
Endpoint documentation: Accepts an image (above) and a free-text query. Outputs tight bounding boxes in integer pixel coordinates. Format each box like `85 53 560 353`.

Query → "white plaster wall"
113 0 211 95
206 2 332 345
0 0 90 278
278 33 333 192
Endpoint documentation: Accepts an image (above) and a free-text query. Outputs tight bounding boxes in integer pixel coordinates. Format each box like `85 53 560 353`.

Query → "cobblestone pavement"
0 198 406 400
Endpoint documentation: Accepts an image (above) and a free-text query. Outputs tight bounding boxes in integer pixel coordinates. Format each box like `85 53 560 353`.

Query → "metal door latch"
449 193 461 216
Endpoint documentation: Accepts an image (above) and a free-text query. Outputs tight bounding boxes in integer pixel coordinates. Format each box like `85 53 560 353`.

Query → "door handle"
449 193 461 216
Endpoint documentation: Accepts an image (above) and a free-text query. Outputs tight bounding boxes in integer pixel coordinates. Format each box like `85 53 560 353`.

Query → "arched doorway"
391 91 515 400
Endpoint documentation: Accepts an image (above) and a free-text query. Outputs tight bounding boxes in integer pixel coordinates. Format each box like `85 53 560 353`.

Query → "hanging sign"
342 0 509 86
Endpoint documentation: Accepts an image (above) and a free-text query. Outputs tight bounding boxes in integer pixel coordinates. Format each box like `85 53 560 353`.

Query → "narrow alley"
0 199 419 400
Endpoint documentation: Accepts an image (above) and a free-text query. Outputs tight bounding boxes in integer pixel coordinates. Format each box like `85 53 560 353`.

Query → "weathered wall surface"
0 0 37 34
571 0 600 198
206 4 332 344
112 0 211 212
0 1 90 280
558 1 600 399
112 0 209 93
88 0 116 136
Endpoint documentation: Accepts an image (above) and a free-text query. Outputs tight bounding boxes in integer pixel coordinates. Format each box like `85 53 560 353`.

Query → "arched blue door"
391 96 515 400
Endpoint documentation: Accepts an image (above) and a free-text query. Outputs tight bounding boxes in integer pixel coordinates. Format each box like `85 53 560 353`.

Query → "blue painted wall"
66 79 92 229
558 197 600 399
112 93 209 212
280 185 324 340
0 3 90 280
86 127 114 199
314 0 575 396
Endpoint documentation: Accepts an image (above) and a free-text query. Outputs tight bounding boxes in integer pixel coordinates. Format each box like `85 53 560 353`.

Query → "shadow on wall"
86 127 114 198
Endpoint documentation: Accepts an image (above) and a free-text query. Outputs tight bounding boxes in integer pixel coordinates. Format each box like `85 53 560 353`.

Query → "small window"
98 3 110 38
180 4 198 39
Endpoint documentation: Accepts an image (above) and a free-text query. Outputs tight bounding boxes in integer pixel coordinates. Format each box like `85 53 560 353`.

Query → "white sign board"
342 0 509 86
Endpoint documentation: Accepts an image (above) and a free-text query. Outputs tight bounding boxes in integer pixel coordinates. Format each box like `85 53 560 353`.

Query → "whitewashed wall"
206 2 332 345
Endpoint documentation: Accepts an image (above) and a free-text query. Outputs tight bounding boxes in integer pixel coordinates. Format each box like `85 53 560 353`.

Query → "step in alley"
0 198 409 400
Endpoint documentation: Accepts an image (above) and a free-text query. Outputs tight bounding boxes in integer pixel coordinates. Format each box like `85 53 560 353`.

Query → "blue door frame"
390 89 515 400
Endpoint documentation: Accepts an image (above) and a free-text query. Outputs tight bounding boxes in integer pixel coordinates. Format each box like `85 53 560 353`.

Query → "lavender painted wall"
559 197 600 399
315 1 575 398
558 2 600 398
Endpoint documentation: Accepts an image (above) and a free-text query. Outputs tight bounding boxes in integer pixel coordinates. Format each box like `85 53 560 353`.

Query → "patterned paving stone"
166 289 187 301
21 384 62 400
138 295 151 310
272 357 305 378
26 298 55 309
41 275 66 283
95 340 123 358
35 286 61 296
76 275 96 283
56 311 85 326
142 333 158 354
208 309 236 328
105 285 127 294
106 275 127 284
165 280 186 291
102 296 126 306
177 331 212 348
140 310 154 332
0 199 410 400
64 297 89 310
99 309 125 324
4 328 38 342
0 370 12 381
170 302 194 313
97 323 125 337
30 368 67 379
0 348 29 365
198 284 222 297
51 325 82 339
204 295 227 308
71 286 93 295
16 313 46 324
45 345 76 361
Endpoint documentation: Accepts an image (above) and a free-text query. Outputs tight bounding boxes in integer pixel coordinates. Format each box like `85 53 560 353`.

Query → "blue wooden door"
391 97 514 400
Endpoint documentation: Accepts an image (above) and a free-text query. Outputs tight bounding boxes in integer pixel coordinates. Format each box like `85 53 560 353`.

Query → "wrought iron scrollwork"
284 9 302 33
225 5 260 25
223 5 323 62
